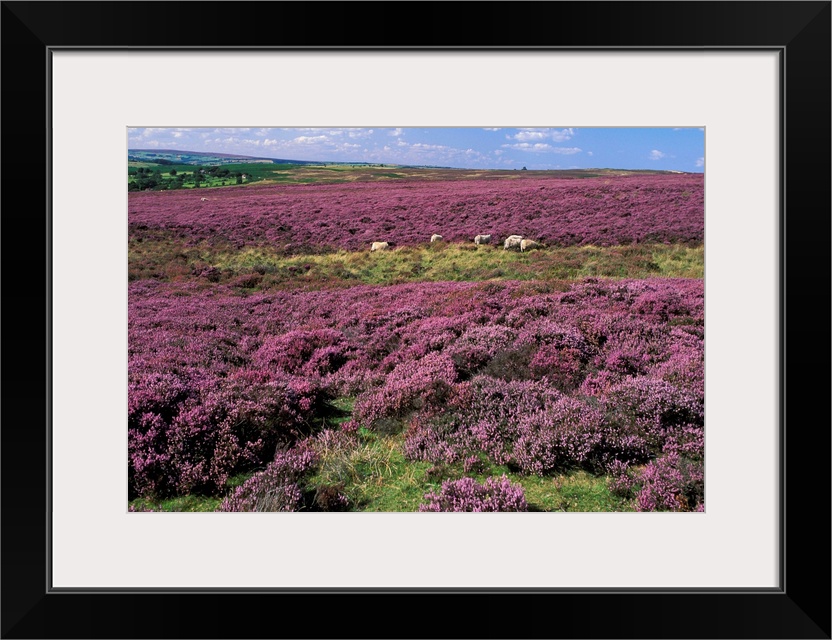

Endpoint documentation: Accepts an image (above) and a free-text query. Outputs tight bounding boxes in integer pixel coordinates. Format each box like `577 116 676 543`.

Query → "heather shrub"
463 454 487 474
252 329 346 375
528 345 586 391
128 372 192 423
631 288 691 321
446 324 517 376
460 376 565 464
403 376 570 467
128 369 330 499
662 423 705 460
219 444 317 512
515 318 591 355
652 336 705 398
128 412 173 498
591 421 652 472
601 377 703 451
419 475 528 512
513 397 605 475
606 459 636 498
353 352 457 429
480 343 536 381
635 452 704 512
403 412 472 464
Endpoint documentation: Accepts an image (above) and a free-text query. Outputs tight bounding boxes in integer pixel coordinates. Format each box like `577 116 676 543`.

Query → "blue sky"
128 127 704 172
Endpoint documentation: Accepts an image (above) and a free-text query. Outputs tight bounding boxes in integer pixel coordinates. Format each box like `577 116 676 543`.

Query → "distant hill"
128 149 319 166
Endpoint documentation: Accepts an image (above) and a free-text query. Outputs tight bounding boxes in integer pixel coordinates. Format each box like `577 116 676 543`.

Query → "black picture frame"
2 2 829 638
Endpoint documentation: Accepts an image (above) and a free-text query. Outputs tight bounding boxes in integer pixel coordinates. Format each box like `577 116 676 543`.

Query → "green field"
128 159 685 191
129 237 704 289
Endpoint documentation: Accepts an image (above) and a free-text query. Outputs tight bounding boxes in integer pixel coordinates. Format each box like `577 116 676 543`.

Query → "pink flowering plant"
128 170 704 512
419 475 529 512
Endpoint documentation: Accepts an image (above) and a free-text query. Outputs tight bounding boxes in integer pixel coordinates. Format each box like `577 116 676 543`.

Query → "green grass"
129 420 636 513
129 239 704 288
129 494 223 512
305 411 636 512
129 164 686 190
308 430 430 512
517 470 635 512
650 244 704 278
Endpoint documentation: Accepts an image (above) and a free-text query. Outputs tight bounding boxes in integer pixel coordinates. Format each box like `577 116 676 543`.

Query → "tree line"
128 166 247 191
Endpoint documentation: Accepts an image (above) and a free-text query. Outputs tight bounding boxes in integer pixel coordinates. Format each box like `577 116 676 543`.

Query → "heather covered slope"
128 174 703 251
129 277 704 512
128 169 705 513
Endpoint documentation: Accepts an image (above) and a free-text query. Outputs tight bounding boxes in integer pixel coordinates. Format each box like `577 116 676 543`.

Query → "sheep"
430 234 443 243
371 241 390 251
474 234 492 245
200 197 209 202
520 239 541 252
503 235 524 250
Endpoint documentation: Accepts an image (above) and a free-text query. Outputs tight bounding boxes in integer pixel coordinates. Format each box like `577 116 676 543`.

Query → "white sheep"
503 235 524 250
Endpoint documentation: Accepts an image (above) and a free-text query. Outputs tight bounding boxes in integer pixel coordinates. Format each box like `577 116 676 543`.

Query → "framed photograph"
3 1 829 638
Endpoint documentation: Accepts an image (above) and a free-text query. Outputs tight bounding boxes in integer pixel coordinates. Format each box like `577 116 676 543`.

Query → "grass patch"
651 244 704 278
306 425 636 512
309 430 435 512
517 470 634 512
131 429 637 513
130 239 704 289
128 494 222 512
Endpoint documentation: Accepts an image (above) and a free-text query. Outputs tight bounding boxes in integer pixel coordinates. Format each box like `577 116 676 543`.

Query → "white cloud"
294 135 329 144
502 143 582 154
508 127 574 142
512 131 548 141
140 128 167 138
171 132 182 138
550 128 575 142
695 157 704 167
502 142 552 152
587 151 593 156
347 129 374 138
649 149 666 160
389 128 404 137
483 128 501 131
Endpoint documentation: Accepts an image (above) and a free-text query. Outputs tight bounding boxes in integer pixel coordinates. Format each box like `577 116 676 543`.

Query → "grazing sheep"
371 242 390 251
474 234 492 245
430 234 443 243
503 235 524 250
520 239 541 252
